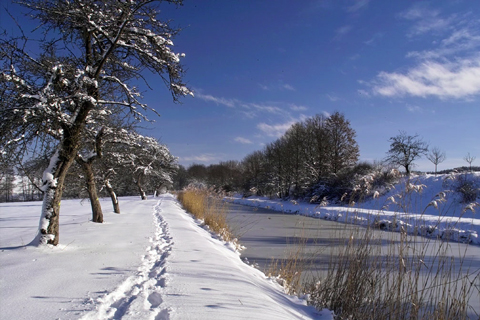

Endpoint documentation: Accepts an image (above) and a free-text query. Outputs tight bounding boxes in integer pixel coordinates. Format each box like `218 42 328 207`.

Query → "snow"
226 173 480 246
0 195 329 319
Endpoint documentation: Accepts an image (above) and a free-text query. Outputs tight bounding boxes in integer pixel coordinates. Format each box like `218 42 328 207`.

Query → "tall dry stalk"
266 236 308 295
177 187 235 242
307 181 480 320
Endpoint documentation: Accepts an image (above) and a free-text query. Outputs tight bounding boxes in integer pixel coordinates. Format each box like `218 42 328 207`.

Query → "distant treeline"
174 112 386 203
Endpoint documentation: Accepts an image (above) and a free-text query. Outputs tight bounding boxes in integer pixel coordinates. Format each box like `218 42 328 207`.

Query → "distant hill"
426 166 480 175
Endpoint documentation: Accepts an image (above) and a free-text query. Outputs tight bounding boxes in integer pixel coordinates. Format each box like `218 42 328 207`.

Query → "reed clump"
307 224 479 319
267 237 307 295
306 179 480 320
177 186 234 242
265 176 479 319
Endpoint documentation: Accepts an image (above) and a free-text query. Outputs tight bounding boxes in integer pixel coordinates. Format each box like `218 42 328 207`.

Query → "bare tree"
385 132 428 176
0 0 191 245
325 112 360 174
426 147 446 175
464 153 476 172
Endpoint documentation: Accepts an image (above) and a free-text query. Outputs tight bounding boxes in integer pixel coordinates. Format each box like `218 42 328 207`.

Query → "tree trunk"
77 159 103 223
135 175 147 200
105 178 120 213
36 145 77 245
34 100 94 246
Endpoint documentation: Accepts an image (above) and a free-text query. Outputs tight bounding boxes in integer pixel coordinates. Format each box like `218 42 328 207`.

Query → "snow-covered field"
226 173 480 246
0 195 330 320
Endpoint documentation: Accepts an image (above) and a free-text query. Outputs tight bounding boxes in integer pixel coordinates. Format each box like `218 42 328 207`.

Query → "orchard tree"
426 147 446 175
75 128 104 222
125 135 178 200
385 132 428 175
0 0 191 245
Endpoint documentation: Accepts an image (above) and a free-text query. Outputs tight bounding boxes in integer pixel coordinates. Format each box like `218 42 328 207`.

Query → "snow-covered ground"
0 195 330 319
226 173 480 246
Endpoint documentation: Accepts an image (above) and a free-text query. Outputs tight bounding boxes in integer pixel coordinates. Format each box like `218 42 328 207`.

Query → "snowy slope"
0 195 330 320
227 173 480 245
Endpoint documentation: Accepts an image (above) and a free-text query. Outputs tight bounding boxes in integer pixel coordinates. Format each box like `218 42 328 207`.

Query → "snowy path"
80 199 173 320
0 197 158 320
81 194 329 320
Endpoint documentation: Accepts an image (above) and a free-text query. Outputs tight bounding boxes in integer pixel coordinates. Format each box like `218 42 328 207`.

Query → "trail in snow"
82 194 328 319
81 199 173 320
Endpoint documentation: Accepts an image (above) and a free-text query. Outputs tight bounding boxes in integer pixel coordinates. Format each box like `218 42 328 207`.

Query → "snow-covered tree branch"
0 0 190 245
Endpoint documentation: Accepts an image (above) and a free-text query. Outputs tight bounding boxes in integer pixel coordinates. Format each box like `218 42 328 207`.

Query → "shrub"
308 163 400 205
446 173 479 204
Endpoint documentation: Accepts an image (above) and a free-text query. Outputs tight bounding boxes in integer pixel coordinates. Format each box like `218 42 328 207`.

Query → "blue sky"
3 0 480 172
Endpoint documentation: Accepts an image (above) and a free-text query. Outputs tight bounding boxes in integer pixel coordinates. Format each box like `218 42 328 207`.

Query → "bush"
447 174 479 204
307 162 400 205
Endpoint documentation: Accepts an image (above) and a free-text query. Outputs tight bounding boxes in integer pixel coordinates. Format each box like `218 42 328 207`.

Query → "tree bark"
37 139 80 245
104 176 120 213
35 101 94 246
135 174 147 200
75 128 105 222
77 159 104 223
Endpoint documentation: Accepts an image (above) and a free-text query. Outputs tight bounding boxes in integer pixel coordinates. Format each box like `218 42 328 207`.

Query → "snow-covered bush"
307 162 400 205
447 173 480 203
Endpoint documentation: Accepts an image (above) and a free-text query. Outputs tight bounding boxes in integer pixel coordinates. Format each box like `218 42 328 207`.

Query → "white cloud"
195 93 236 108
372 57 480 99
407 28 480 60
357 89 370 97
196 91 289 118
234 137 253 144
367 7 480 100
257 121 295 138
364 33 384 46
346 0 370 13
399 4 454 37
326 94 339 102
244 103 286 117
406 105 422 113
349 53 360 60
182 153 221 163
259 83 295 91
334 25 352 40
290 104 307 111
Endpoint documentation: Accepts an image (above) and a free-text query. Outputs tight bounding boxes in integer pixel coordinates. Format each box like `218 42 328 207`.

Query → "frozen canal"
226 203 480 317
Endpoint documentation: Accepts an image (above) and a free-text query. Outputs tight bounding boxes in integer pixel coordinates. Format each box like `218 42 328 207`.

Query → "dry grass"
266 237 307 294
263 177 480 319
307 223 479 319
177 187 234 242
306 182 480 320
